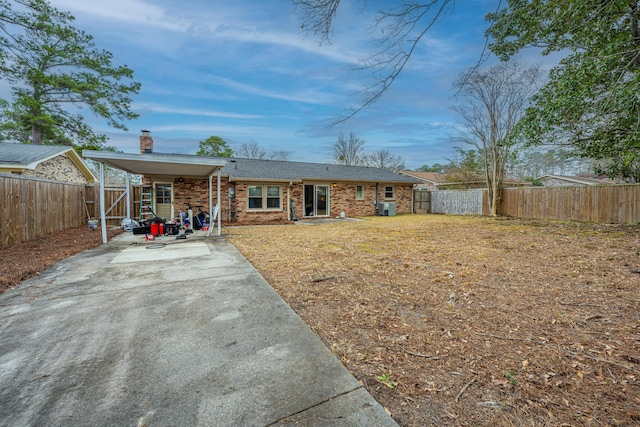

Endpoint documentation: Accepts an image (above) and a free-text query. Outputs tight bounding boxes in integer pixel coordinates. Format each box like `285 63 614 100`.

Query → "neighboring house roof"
0 142 97 182
400 169 531 188
537 175 616 186
224 158 418 183
399 170 449 184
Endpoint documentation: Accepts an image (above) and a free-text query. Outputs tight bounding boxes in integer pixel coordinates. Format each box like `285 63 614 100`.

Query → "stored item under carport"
149 217 166 237
132 225 151 235
164 222 179 235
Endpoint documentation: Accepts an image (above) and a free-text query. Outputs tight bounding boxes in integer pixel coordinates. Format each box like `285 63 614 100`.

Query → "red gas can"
150 222 159 236
159 222 165 235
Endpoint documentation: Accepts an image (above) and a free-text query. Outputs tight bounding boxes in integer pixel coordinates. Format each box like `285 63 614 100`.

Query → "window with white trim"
384 186 394 199
247 185 281 210
355 185 364 200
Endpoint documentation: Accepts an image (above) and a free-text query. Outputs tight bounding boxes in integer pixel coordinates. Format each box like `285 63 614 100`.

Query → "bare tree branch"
293 0 457 124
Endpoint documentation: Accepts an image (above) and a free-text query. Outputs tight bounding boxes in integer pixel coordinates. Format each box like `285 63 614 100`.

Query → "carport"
82 150 227 243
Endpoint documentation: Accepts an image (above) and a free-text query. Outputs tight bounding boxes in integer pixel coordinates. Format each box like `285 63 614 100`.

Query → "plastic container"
88 219 98 229
150 217 166 237
150 222 159 236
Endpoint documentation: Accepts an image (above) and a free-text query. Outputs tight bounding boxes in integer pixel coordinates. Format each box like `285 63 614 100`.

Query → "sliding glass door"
303 184 329 217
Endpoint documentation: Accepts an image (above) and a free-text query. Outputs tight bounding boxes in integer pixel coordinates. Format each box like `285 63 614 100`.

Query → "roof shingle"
222 158 418 183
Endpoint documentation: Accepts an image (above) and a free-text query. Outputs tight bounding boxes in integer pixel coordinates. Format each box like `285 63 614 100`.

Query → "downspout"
375 182 379 215
287 185 291 221
100 162 107 244
411 184 414 214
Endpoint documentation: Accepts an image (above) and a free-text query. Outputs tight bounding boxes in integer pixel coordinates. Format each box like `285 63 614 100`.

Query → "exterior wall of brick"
234 182 289 224
140 133 153 153
415 182 438 191
385 184 413 214
139 177 414 224
20 155 89 184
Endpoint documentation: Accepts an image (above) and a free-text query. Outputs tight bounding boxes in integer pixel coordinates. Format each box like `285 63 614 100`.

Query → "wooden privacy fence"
1 175 87 246
413 190 430 214
416 184 640 224
430 189 484 215
498 184 640 224
1 174 131 247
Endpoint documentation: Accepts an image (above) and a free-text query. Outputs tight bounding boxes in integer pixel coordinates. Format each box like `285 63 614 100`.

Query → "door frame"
153 181 174 220
303 184 330 217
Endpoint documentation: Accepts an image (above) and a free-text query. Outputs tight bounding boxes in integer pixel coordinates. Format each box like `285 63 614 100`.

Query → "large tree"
0 0 140 147
235 140 289 160
293 0 455 122
333 131 366 165
365 149 405 172
417 163 445 172
453 60 542 216
235 140 267 159
196 136 233 157
444 148 484 187
487 0 640 182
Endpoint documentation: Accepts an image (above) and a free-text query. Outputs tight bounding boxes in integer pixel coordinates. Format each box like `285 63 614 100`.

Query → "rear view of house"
84 132 418 226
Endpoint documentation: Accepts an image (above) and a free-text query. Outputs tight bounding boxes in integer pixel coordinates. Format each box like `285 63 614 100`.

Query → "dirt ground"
2 215 639 426
225 215 640 427
0 225 123 292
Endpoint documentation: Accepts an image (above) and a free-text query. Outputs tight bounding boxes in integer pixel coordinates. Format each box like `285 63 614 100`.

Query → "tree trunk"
490 167 498 216
631 2 640 68
32 124 42 145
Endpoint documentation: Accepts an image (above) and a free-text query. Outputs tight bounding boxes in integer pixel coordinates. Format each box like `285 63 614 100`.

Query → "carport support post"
206 171 221 237
100 162 108 244
217 170 221 236
125 173 131 220
207 173 212 237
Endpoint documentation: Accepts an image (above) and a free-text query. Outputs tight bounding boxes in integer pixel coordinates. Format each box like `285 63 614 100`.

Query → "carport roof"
82 150 227 177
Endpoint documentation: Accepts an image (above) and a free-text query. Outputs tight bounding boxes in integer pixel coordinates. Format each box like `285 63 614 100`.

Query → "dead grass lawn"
225 215 640 427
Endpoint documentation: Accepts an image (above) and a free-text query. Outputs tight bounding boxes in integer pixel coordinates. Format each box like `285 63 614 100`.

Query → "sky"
42 0 515 170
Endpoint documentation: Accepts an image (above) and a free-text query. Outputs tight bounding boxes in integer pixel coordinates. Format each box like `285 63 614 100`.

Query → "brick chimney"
140 130 153 154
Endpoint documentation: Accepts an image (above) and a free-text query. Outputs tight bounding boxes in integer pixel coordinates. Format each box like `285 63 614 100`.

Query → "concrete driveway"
0 232 397 426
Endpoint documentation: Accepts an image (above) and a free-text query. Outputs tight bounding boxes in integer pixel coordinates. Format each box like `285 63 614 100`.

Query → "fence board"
0 175 128 247
413 190 431 214
423 184 640 224
430 189 483 215
499 184 640 224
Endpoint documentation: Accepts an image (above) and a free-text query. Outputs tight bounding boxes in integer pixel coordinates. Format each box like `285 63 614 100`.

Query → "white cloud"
49 0 188 31
211 26 360 64
205 75 340 105
135 104 263 119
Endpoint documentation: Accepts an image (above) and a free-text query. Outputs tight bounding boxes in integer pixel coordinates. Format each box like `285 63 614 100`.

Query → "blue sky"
46 0 503 169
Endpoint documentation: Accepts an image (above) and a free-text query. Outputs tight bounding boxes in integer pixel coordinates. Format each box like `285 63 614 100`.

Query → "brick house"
84 132 417 232
0 142 97 183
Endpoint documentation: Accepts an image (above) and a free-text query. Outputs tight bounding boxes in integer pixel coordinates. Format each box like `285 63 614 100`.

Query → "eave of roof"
537 175 612 186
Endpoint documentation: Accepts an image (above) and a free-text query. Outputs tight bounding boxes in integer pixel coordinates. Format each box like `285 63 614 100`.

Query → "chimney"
140 130 153 154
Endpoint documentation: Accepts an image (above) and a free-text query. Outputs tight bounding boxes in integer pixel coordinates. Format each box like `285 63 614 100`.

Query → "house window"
384 186 394 199
248 185 263 209
356 185 364 200
248 185 281 210
267 185 280 208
